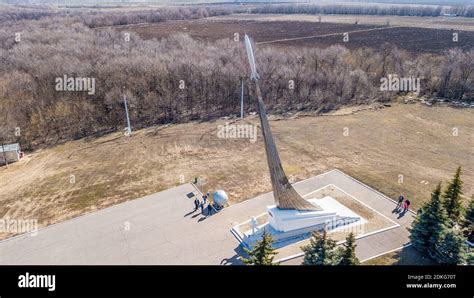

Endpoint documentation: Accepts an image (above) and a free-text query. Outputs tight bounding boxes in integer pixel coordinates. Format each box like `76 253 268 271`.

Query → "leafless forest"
0 5 241 26
2 2 474 27
0 5 472 150
251 3 474 17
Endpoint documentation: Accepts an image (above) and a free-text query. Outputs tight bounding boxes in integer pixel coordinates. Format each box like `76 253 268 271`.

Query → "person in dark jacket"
396 195 404 209
194 198 199 211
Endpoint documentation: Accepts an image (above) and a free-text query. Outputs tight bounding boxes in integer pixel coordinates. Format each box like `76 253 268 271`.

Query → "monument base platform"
232 196 363 248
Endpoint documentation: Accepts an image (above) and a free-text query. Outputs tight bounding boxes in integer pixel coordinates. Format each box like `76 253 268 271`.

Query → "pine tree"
410 183 449 254
464 197 474 226
241 230 278 265
443 166 464 225
464 196 474 242
467 250 474 265
301 231 338 265
337 232 359 265
411 181 468 265
432 228 467 265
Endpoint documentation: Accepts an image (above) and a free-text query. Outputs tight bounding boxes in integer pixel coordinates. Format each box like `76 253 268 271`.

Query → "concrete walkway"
0 169 414 265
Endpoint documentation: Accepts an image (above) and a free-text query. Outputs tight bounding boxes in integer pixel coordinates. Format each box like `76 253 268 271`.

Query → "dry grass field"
213 13 474 32
0 103 472 241
118 17 474 53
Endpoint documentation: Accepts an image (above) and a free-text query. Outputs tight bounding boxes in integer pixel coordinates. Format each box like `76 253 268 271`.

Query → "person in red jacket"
404 199 411 213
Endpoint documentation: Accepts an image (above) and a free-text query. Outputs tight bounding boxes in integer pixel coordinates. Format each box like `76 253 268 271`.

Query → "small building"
0 143 21 165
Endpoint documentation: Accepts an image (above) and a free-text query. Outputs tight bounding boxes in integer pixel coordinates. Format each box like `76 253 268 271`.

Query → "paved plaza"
0 169 415 265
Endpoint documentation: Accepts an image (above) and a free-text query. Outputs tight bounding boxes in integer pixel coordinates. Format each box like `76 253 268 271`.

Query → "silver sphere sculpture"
213 190 228 208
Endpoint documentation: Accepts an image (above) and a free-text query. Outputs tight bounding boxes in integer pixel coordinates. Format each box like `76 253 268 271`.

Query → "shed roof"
0 143 20 153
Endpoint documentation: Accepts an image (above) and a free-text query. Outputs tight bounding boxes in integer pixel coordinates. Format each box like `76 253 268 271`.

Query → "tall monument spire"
244 35 320 211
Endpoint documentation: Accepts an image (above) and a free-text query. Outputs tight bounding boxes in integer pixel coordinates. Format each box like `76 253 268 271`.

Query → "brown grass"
118 17 474 54
213 13 474 32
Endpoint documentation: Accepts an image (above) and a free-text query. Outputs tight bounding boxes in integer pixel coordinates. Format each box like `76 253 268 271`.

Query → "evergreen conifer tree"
337 232 359 265
443 166 464 225
301 231 338 265
410 183 449 254
467 250 474 265
463 196 474 242
464 197 474 226
241 230 278 265
432 228 467 265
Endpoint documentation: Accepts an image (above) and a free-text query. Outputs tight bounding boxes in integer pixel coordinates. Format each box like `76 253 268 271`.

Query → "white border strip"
190 183 203 196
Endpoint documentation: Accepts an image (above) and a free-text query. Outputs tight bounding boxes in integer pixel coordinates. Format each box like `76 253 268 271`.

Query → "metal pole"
1 142 8 169
123 92 132 136
240 78 244 119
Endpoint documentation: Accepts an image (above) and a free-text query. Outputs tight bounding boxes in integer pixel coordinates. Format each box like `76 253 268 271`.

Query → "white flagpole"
123 91 132 136
240 78 244 119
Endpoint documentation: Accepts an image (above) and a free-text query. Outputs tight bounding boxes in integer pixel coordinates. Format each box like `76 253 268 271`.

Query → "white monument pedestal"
268 197 361 232
233 196 363 247
268 205 337 233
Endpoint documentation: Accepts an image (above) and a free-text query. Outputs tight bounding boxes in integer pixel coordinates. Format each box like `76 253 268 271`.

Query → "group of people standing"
194 193 214 216
396 195 411 213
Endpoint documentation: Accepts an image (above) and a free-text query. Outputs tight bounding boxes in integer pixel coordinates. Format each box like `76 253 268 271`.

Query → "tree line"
0 5 242 27
0 14 472 150
250 3 474 18
2 2 473 28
